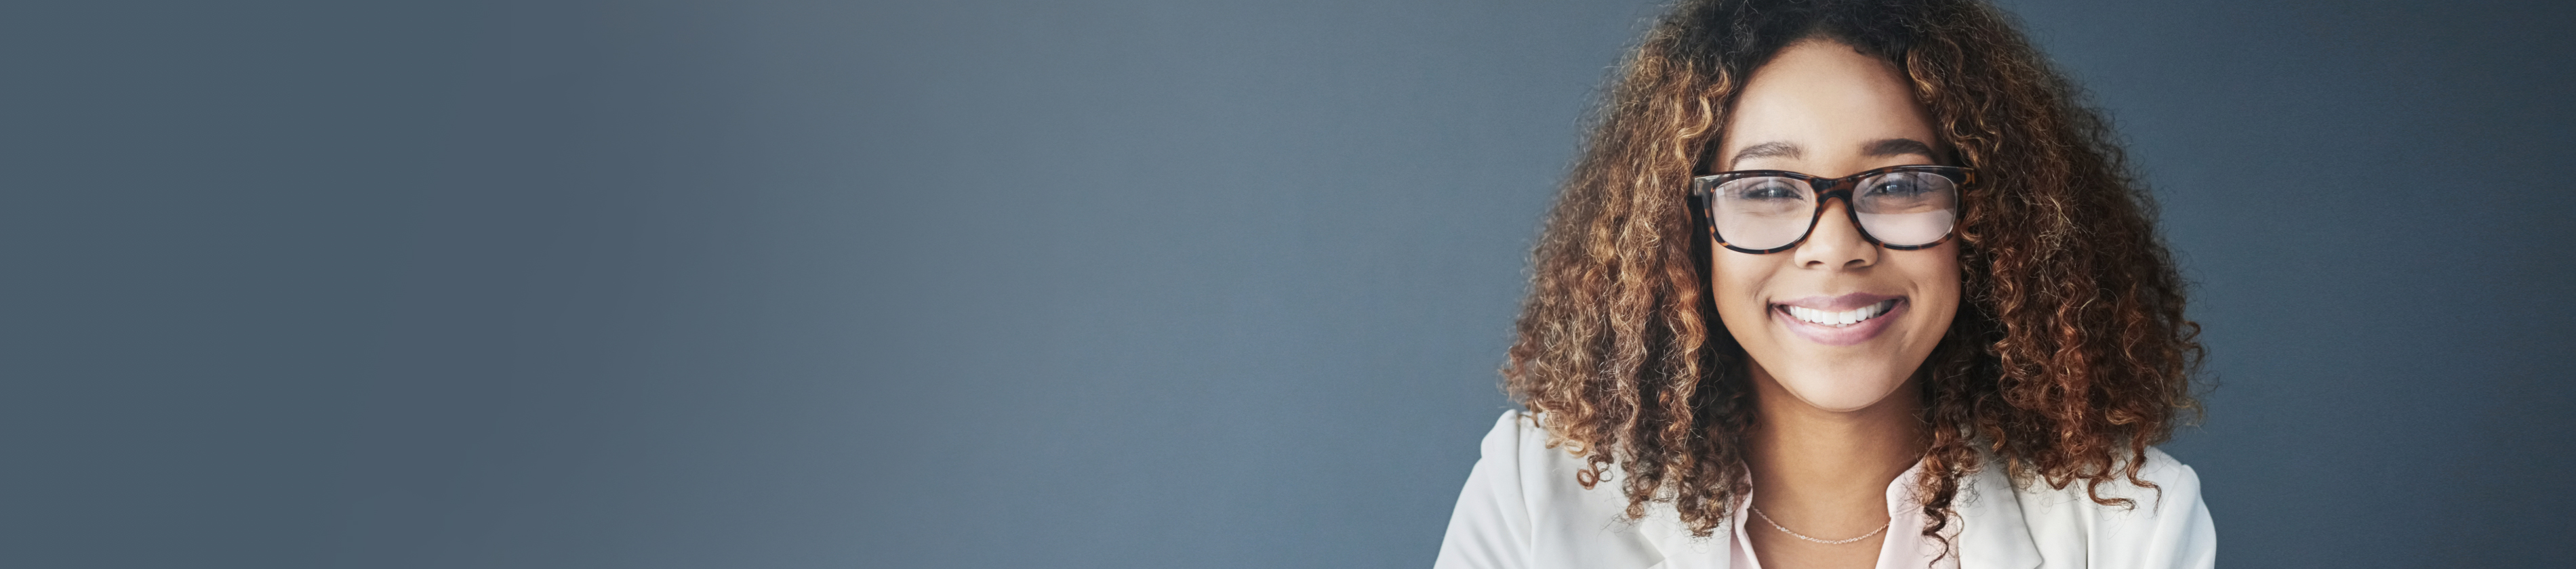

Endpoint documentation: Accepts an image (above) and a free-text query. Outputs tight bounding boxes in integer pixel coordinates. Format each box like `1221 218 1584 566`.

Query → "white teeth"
1784 299 1897 327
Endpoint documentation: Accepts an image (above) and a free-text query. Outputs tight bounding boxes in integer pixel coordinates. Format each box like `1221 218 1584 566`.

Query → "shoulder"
1436 410 1668 569
2011 446 2202 513
2003 446 2216 569
1473 409 1548 465
1464 410 1577 478
1468 410 1640 528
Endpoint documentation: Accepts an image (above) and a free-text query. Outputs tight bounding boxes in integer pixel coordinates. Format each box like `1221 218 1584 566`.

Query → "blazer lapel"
1637 508 1735 569
1952 463 2043 569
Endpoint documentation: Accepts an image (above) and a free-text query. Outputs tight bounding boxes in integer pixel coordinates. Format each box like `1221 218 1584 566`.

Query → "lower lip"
1773 299 1906 347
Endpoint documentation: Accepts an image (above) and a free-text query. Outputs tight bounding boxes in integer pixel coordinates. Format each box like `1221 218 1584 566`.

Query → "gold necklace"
1748 506 1889 545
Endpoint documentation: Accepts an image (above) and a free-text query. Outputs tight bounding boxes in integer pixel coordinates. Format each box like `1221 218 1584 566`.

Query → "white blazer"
1434 410 2215 569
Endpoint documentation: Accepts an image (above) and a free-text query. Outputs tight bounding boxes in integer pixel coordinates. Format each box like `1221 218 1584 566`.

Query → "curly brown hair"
1502 0 2203 545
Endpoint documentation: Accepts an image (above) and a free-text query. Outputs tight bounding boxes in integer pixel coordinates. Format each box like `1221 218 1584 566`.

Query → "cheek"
1706 253 1778 333
1897 245 1965 333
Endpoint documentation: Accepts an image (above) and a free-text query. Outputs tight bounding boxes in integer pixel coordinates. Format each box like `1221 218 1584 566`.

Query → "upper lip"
1772 293 1904 311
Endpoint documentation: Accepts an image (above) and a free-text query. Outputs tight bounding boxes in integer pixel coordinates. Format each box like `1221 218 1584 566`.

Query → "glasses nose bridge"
1807 175 1857 207
1803 175 1866 240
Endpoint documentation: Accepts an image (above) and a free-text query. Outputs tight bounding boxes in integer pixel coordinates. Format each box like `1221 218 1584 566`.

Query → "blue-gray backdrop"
7 1 2572 567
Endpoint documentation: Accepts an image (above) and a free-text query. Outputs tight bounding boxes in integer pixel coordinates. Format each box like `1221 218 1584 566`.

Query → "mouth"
1771 295 1906 347
1780 299 1899 327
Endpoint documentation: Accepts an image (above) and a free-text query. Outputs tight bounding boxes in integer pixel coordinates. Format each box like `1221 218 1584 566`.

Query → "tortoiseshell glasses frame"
1687 165 1975 254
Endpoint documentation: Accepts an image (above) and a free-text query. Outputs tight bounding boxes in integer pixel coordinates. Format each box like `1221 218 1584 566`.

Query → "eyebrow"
1863 138 1937 159
1728 142 1801 169
1727 138 1940 169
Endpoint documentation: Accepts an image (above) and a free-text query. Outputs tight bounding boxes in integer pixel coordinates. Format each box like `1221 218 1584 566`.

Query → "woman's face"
1710 40 1960 413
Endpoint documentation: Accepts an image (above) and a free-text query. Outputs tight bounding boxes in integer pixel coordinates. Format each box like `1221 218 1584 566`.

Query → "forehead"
1718 40 1935 168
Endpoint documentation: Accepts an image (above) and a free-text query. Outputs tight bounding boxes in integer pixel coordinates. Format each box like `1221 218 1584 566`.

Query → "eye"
1863 173 1933 198
1720 177 1807 201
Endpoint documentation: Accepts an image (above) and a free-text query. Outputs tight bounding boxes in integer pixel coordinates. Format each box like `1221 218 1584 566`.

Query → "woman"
1434 1 2212 568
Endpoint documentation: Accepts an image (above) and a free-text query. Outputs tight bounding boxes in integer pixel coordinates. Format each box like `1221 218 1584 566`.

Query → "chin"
1771 366 1912 412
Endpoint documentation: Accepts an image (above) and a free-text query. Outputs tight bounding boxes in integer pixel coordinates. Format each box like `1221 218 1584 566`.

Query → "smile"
1771 294 1908 347
1782 299 1897 327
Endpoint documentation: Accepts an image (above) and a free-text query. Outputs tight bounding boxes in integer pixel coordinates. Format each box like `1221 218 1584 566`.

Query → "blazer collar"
1952 460 2043 569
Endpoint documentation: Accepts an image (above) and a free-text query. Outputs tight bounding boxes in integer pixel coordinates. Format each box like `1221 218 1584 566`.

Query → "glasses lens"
1852 170 1958 247
1707 175 1815 250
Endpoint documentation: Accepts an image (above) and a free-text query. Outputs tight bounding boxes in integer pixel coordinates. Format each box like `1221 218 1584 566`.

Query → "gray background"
6 0 2571 567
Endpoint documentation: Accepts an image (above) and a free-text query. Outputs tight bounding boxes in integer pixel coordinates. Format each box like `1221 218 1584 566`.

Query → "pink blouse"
1725 459 1946 569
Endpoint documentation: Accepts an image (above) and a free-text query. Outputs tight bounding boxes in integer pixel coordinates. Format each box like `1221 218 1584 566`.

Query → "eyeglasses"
1687 165 1973 254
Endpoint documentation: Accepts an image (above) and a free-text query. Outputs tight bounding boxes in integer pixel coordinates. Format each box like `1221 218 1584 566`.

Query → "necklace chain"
1748 506 1889 545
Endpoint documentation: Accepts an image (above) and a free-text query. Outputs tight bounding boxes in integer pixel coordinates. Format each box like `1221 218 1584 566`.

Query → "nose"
1792 197 1878 270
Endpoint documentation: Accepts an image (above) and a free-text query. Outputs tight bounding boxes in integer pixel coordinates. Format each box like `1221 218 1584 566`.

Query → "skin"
1708 39 1962 568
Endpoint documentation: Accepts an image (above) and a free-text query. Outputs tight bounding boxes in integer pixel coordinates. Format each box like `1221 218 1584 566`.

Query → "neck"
1743 362 1928 534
